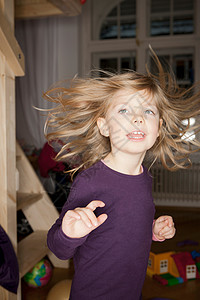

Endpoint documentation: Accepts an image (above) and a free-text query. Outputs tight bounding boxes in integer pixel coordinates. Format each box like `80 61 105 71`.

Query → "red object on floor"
153 274 168 285
171 252 200 282
38 142 65 177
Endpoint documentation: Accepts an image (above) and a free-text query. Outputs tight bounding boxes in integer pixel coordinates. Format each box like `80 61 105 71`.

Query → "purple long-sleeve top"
47 160 155 299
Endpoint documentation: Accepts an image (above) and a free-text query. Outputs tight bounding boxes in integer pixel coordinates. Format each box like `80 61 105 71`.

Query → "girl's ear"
157 118 163 137
97 117 109 137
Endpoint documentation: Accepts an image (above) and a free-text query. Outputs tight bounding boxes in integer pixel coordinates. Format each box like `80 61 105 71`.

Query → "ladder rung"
17 192 43 211
18 230 48 277
16 155 22 161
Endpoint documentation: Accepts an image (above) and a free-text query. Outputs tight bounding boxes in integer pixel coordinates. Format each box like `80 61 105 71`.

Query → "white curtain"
15 17 59 149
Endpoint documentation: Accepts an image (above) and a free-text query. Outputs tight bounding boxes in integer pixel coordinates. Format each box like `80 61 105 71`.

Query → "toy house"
172 252 200 281
147 251 200 286
147 251 179 278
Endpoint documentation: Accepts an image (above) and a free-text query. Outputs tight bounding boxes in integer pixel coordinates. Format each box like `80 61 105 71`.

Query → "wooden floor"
22 207 200 300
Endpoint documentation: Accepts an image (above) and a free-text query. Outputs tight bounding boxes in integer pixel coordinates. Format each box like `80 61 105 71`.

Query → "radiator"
151 163 200 207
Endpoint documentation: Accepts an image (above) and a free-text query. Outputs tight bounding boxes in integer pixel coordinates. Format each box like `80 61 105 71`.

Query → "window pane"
173 16 194 34
151 0 170 13
99 0 136 40
149 55 170 75
150 19 170 36
150 0 194 36
108 7 117 17
173 54 194 86
121 57 136 70
120 20 136 38
100 58 118 73
173 0 194 11
100 20 118 39
120 0 136 16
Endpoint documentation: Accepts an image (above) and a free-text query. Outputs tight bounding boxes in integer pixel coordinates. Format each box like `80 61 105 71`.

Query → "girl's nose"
132 115 143 124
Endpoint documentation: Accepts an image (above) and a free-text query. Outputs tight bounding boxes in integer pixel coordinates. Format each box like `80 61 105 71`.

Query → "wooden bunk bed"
0 1 81 299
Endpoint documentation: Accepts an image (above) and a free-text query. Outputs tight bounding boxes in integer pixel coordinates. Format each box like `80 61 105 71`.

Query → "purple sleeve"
0 226 19 294
47 174 95 260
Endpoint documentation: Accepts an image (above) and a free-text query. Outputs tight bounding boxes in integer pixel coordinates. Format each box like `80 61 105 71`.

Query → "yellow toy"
46 279 72 300
147 251 179 278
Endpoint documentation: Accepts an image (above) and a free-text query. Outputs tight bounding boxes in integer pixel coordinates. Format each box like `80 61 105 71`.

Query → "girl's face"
97 88 162 157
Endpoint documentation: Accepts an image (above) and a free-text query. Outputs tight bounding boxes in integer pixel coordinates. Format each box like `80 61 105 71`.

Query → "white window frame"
92 50 136 72
80 0 200 81
146 47 194 87
148 0 195 37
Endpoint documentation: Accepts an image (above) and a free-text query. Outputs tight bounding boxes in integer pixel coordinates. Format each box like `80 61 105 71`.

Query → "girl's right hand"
61 200 108 238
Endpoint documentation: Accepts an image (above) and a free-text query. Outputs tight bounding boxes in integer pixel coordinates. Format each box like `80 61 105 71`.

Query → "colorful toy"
23 258 52 288
147 250 200 286
147 251 179 278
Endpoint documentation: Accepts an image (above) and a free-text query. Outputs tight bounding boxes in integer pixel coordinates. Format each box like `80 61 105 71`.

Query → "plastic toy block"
171 252 200 281
160 273 180 286
146 268 155 278
195 257 200 263
160 273 174 280
196 262 200 272
177 277 184 284
191 250 200 260
153 274 168 285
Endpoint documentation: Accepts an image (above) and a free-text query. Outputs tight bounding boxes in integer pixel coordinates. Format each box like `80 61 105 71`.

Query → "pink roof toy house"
147 251 200 286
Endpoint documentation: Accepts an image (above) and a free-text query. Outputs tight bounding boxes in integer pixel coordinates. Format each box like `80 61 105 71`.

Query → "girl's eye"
145 109 154 115
119 108 128 114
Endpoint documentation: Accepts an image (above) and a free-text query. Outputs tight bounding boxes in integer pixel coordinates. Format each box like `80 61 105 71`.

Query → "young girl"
45 56 200 299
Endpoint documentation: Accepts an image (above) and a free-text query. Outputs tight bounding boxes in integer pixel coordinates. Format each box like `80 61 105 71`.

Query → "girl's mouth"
126 131 145 140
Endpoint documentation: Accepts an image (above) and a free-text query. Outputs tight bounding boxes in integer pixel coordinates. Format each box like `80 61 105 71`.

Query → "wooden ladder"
16 141 69 295
0 2 68 298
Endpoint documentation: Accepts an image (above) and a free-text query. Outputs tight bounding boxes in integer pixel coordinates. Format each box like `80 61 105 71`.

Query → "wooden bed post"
0 0 24 298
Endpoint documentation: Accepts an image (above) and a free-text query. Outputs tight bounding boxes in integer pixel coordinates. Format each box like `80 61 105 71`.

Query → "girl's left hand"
153 215 176 241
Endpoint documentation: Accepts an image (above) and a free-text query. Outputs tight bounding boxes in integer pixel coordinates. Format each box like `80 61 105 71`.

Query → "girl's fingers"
66 210 81 220
75 206 102 228
86 200 105 211
159 227 175 238
97 213 108 226
156 216 173 225
66 201 107 231
161 230 175 239
74 209 93 228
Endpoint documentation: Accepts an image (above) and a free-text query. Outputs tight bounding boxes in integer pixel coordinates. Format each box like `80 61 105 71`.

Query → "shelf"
18 230 48 277
17 192 43 211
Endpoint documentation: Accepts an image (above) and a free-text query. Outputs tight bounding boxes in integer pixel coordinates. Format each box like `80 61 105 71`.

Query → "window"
148 258 152 268
100 0 136 39
93 0 136 40
93 51 136 73
160 259 168 273
150 0 194 36
186 265 196 279
81 0 200 85
148 49 196 142
148 50 194 88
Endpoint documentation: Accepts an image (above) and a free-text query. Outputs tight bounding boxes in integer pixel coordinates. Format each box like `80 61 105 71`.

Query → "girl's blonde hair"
44 55 200 175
